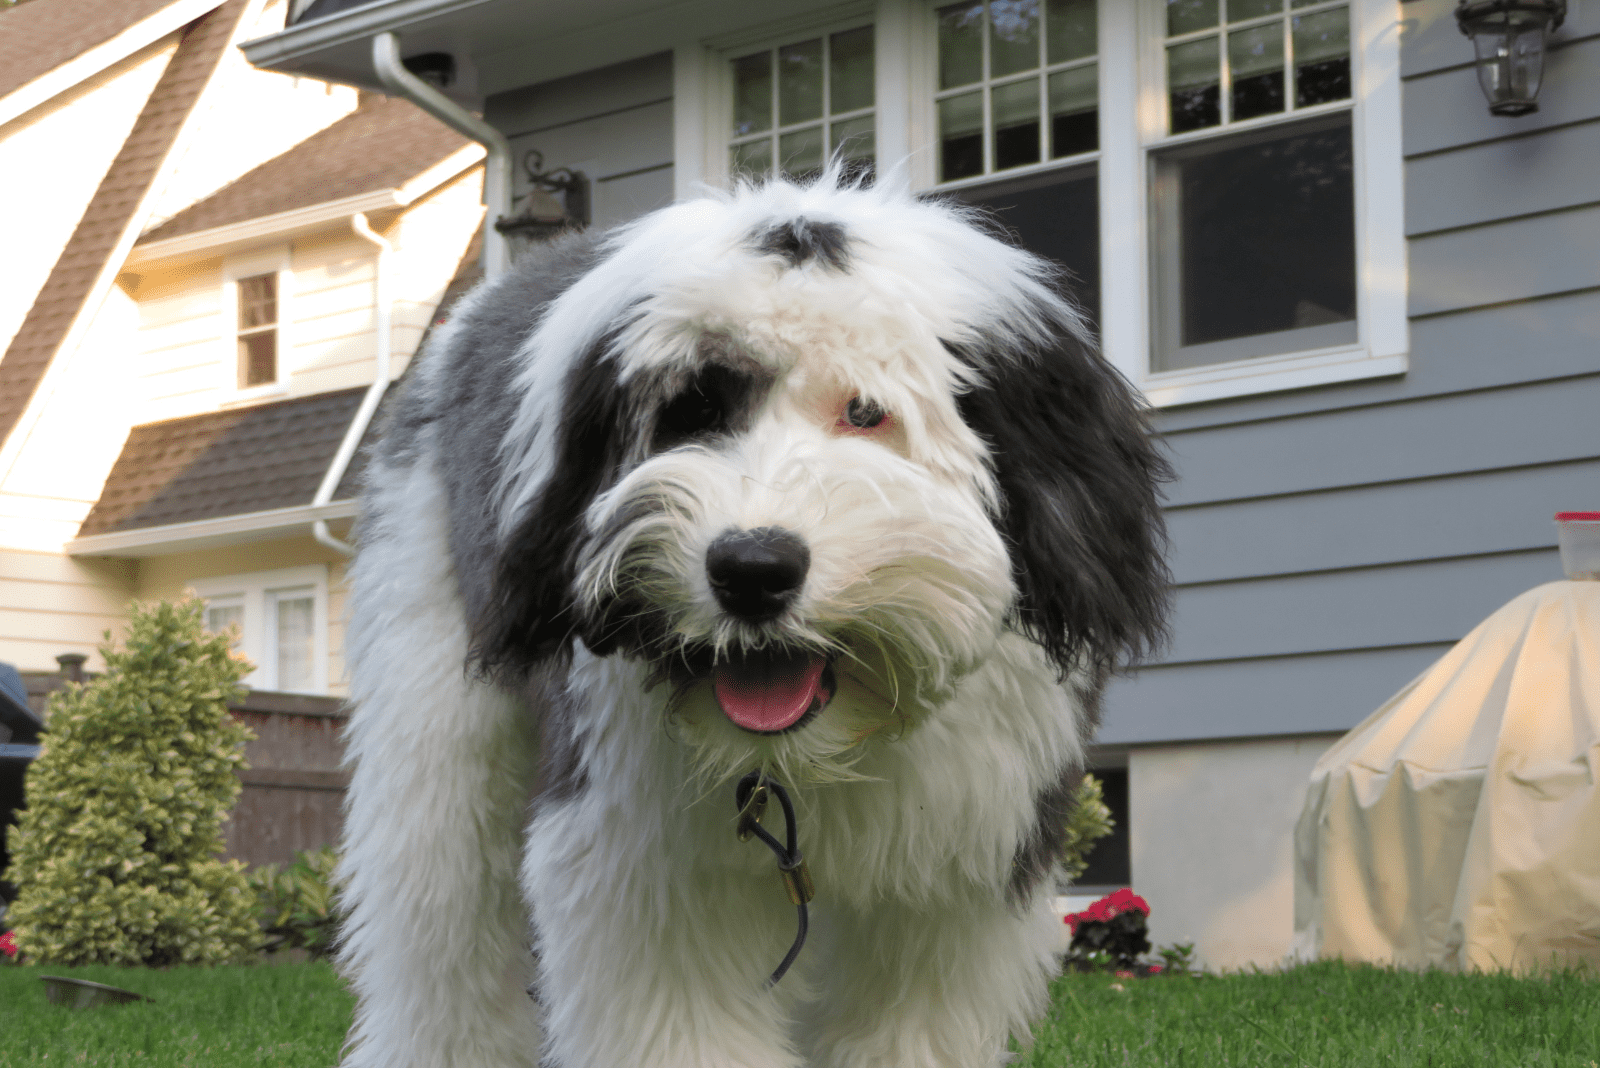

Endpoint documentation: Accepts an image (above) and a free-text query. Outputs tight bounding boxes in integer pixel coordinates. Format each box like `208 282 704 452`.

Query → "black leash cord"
735 769 813 988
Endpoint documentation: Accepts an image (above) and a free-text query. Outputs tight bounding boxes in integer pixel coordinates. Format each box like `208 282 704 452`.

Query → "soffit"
240 0 838 100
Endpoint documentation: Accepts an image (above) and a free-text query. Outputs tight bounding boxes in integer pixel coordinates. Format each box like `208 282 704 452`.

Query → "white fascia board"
398 141 487 202
66 500 358 558
239 0 492 82
0 0 225 128
127 190 404 265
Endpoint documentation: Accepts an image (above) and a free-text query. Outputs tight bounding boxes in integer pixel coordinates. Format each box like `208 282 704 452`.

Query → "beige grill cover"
1293 580 1600 972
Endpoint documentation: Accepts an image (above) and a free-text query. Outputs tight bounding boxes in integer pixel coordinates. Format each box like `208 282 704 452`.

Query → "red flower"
1149 964 1164 974
0 931 16 958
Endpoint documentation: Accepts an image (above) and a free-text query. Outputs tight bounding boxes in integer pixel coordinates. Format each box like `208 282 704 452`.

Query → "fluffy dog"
338 176 1169 1068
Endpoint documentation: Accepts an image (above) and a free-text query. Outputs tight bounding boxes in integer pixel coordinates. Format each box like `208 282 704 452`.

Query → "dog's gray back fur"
372 232 609 639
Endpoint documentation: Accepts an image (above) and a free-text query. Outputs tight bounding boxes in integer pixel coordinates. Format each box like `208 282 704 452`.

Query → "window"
674 0 1405 406
236 272 279 387
224 250 291 397
728 23 877 180
1149 0 1358 371
191 566 329 694
934 0 1098 182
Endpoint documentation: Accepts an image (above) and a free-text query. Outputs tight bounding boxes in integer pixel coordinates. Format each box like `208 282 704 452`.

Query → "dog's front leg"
337 455 544 1068
524 788 809 1068
806 892 1061 1068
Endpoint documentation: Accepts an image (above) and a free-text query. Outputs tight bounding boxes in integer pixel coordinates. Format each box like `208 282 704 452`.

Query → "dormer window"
236 272 278 387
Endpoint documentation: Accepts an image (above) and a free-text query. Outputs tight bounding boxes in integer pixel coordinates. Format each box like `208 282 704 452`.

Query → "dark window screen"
1159 113 1355 354
951 166 1100 333
1077 766 1131 888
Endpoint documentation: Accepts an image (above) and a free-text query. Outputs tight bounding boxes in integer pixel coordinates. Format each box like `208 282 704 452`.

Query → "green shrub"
6 600 261 965
249 847 341 959
1060 772 1115 885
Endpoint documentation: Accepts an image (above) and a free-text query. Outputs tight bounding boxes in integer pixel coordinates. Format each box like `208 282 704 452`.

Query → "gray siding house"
242 0 1599 968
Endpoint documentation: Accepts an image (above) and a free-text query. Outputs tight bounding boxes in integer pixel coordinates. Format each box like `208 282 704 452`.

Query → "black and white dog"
338 177 1168 1068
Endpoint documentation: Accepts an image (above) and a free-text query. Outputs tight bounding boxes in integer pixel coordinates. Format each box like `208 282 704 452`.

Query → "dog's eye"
659 383 725 440
842 397 887 430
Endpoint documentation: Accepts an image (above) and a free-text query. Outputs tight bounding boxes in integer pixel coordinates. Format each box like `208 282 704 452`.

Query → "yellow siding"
0 550 135 672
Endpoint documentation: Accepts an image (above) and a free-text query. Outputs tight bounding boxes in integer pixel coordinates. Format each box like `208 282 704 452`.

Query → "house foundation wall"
1130 733 1342 972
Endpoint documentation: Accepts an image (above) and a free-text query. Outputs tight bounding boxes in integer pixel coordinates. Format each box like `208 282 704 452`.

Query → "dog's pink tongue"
713 651 826 733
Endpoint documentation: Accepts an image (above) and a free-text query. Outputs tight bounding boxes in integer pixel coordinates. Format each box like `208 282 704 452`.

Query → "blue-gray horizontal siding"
1101 0 1600 746
487 52 674 233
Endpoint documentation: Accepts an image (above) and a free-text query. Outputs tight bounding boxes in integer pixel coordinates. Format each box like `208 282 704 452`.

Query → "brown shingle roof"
0 0 189 105
79 388 368 536
0 0 249 451
139 95 473 242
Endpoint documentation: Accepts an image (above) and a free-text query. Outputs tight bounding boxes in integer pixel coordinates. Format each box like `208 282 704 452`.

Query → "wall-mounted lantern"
494 151 590 257
1455 0 1566 117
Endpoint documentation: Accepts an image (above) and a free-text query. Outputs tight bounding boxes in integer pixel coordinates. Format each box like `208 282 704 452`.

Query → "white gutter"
310 212 394 557
68 500 359 558
371 31 510 277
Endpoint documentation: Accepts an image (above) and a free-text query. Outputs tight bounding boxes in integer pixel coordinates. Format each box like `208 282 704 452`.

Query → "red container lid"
1555 512 1600 521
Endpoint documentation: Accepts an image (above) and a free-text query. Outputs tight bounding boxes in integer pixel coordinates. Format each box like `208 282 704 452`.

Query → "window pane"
1049 63 1098 156
778 39 823 126
831 113 876 174
779 125 826 179
829 25 875 113
953 166 1100 331
731 138 773 178
939 91 984 180
206 603 244 650
1228 0 1281 19
275 593 315 693
239 330 276 387
1229 23 1284 120
1168 37 1221 132
1167 0 1218 35
1046 0 1096 64
992 79 1041 170
237 274 276 329
1153 115 1356 367
1293 7 1350 106
990 0 1040 78
939 2 985 89
732 52 772 136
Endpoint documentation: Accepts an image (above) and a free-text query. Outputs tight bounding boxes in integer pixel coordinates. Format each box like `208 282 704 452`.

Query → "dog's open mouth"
712 648 836 734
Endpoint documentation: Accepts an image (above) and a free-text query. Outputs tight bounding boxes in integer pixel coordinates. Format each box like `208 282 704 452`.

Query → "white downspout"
310 212 392 558
371 31 511 278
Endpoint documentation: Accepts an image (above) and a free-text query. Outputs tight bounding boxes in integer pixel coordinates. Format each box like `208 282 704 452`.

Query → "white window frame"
189 565 329 694
672 0 1406 408
222 246 292 403
679 1 879 192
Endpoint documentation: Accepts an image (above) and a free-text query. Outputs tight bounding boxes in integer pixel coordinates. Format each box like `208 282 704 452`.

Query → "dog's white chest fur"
336 177 1169 1068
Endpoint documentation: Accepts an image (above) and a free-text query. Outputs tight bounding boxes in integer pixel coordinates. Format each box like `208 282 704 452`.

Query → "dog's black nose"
705 527 810 621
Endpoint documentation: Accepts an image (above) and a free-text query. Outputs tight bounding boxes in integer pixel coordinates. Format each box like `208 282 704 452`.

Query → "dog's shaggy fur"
338 177 1169 1068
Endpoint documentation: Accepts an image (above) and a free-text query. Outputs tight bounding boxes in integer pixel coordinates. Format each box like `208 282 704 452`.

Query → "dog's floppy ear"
951 316 1172 678
472 342 629 675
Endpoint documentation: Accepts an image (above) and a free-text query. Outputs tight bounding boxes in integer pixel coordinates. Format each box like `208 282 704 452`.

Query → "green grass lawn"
2 959 1596 1067
0 961 352 1067
1021 961 1600 1067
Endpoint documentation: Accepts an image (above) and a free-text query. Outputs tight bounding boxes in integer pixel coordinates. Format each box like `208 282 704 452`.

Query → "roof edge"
130 188 403 264
239 0 490 92
0 0 226 129
67 499 358 558
129 143 482 264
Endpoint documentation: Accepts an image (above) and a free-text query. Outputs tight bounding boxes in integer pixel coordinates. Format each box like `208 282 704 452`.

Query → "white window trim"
189 564 329 694
221 246 293 404
680 1 878 193
673 0 1407 408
